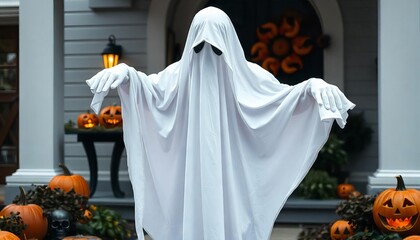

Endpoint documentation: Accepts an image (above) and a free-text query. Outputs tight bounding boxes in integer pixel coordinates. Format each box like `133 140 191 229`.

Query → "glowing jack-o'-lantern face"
77 111 99 129
99 105 123 128
373 175 420 237
330 220 354 240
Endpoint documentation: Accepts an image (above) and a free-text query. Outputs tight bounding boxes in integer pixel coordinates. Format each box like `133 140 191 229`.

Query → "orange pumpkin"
271 36 290 57
292 36 313 56
48 163 90 197
77 110 99 129
405 236 420 240
337 182 356 199
281 54 303 74
250 42 269 62
372 175 420 237
0 231 19 240
63 235 102 240
330 220 354 240
262 57 281 76
0 187 48 240
99 105 122 128
256 22 278 43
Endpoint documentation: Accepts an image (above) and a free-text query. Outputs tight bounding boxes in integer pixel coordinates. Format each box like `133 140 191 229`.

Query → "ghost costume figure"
87 7 355 240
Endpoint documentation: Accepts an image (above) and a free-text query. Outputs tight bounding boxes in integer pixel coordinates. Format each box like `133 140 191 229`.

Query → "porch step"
89 193 341 224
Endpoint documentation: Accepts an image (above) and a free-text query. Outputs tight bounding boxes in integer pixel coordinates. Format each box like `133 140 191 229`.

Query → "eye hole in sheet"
194 41 223 56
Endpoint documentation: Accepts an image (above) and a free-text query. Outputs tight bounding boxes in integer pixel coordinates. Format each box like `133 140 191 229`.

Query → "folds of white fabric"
90 7 355 240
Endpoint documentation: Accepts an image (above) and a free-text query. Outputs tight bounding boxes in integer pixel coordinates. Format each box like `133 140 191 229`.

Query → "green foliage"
0 212 26 236
347 231 402 240
332 112 373 155
313 133 348 176
13 185 88 222
335 193 377 232
311 112 373 180
297 225 330 240
297 170 338 199
77 206 135 240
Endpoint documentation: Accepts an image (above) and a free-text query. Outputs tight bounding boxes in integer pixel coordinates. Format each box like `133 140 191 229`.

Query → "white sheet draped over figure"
87 7 355 240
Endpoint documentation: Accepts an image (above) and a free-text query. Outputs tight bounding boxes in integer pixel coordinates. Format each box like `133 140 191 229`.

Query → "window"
0 25 19 184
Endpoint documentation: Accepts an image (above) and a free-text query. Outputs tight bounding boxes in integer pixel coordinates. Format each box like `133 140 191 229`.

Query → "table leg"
81 140 98 197
111 140 125 198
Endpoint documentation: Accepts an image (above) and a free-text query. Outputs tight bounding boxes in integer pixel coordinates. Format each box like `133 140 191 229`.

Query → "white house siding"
339 0 378 187
63 0 149 190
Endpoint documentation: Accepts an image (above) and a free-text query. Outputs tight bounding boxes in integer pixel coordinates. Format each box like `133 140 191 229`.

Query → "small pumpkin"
330 220 354 240
405 236 420 240
77 110 99 129
48 163 90 197
262 57 281 76
99 105 123 128
256 22 278 43
250 42 269 62
79 209 93 224
0 187 48 240
372 175 420 237
337 182 356 199
0 231 19 240
280 54 303 74
63 235 102 240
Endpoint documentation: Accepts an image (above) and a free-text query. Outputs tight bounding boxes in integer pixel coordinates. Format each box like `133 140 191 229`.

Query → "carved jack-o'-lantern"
372 175 420 237
77 110 99 129
250 42 269 62
337 183 356 199
256 22 278 43
99 105 122 128
330 220 354 240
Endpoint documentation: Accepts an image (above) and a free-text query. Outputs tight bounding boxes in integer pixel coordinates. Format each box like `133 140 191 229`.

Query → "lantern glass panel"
102 54 119 68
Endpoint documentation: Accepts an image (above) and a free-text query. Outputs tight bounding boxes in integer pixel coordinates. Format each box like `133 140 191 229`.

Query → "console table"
65 127 125 198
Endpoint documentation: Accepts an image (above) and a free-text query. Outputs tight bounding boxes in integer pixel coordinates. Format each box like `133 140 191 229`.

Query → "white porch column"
368 0 420 193
5 0 64 202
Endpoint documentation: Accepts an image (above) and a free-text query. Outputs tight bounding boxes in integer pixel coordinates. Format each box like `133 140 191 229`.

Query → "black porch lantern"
102 35 122 68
